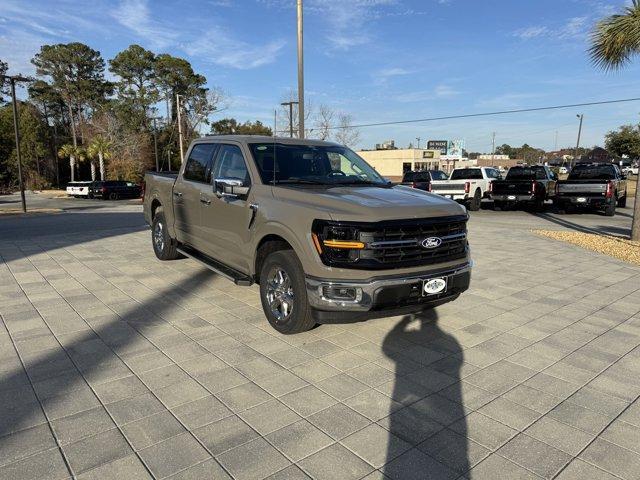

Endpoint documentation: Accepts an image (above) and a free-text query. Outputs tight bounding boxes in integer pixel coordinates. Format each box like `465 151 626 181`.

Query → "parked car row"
66 180 142 200
401 162 629 216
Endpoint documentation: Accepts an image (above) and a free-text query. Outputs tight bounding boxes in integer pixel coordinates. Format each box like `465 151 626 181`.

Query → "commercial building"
357 148 441 181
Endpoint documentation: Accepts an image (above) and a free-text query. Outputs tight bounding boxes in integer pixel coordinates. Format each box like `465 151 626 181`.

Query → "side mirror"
214 177 249 199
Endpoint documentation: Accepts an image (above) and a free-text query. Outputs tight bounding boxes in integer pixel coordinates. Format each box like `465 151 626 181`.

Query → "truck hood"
273 185 467 222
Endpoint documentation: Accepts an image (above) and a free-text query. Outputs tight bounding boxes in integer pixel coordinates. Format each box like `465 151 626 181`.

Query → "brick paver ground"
1 206 639 480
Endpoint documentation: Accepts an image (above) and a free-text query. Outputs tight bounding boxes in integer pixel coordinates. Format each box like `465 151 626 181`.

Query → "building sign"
427 140 448 155
447 139 465 159
422 150 434 158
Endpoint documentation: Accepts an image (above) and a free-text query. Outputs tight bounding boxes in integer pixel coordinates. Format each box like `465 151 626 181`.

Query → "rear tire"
152 207 180 260
109 192 119 201
468 189 481 211
604 202 616 217
617 195 627 208
259 250 315 334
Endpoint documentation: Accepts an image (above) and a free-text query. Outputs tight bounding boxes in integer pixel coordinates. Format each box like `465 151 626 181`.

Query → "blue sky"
2 0 640 152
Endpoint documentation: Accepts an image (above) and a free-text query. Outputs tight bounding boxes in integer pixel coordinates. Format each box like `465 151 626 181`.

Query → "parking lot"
1 199 639 480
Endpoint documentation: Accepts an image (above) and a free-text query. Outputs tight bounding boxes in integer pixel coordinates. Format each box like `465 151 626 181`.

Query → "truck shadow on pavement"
381 310 470 477
0 267 215 454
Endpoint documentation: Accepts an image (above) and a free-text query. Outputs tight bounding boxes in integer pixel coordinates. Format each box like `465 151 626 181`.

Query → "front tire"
259 250 315 334
152 207 180 260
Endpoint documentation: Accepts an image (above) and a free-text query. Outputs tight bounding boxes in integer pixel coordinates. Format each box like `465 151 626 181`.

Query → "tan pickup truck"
143 135 471 333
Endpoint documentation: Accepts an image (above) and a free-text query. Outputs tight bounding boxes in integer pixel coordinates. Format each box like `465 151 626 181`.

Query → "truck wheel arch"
254 235 297 284
151 198 162 220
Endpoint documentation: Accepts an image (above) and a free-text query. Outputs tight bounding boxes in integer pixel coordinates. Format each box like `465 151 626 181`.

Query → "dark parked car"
400 170 448 191
89 180 142 200
491 165 557 210
554 163 627 216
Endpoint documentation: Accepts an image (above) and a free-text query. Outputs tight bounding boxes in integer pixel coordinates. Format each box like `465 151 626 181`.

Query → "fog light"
321 285 362 302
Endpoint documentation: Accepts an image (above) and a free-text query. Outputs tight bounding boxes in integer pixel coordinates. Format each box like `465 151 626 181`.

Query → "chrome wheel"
153 221 165 252
265 266 294 322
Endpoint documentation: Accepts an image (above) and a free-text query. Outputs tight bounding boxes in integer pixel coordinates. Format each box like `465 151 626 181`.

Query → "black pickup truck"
400 170 449 191
554 163 627 216
490 165 557 210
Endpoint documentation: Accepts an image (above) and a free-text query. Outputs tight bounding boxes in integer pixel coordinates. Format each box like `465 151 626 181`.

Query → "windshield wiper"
273 178 328 185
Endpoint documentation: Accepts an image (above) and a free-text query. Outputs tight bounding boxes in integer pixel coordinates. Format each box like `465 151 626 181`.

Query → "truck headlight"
312 221 364 265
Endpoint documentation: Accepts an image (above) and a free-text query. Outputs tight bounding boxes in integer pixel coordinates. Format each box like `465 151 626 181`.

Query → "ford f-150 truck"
490 165 557 211
143 136 471 333
554 163 627 216
429 167 501 211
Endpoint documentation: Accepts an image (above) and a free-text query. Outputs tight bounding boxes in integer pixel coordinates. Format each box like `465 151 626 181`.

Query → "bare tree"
333 113 361 148
314 104 334 140
278 88 313 137
184 87 229 140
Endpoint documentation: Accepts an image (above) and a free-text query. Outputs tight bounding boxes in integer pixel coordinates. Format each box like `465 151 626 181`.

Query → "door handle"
173 191 183 197
200 198 211 205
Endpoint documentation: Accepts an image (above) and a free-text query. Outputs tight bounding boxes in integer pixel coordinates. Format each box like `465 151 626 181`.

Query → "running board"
177 245 253 286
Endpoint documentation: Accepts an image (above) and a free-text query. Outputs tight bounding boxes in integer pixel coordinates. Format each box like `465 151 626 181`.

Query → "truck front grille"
357 216 468 269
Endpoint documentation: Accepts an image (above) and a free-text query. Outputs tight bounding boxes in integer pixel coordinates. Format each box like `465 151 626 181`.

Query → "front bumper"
306 261 472 323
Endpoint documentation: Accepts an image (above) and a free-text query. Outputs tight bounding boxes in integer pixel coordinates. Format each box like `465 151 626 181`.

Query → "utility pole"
273 109 277 137
415 137 421 149
152 117 160 171
297 0 305 139
176 94 184 163
574 114 583 168
281 101 298 138
4 75 30 213
491 132 496 163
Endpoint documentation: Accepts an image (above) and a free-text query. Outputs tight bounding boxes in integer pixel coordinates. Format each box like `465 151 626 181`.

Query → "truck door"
199 143 254 273
173 143 217 247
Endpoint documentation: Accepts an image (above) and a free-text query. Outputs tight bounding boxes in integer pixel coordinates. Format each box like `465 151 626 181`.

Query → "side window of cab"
183 144 217 183
212 144 251 186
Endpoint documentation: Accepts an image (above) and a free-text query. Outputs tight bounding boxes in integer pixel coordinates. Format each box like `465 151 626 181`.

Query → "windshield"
450 168 482 180
249 143 387 186
568 165 616 180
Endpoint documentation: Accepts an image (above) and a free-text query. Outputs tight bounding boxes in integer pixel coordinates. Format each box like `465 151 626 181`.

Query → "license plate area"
422 277 448 296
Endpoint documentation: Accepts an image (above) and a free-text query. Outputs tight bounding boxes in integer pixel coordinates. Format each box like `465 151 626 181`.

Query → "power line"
326 97 640 130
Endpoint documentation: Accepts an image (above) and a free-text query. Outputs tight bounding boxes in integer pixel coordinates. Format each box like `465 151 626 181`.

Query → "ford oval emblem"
421 237 442 249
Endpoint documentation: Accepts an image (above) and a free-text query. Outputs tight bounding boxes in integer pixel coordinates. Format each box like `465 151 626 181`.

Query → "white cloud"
184 32 286 69
513 15 590 41
111 0 284 69
435 84 460 97
111 0 177 49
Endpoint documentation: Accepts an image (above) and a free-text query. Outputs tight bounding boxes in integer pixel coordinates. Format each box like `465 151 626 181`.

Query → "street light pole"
415 137 421 149
4 75 30 213
297 0 304 139
574 114 583 167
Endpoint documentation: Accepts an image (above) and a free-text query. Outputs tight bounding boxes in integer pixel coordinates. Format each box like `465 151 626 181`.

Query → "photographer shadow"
381 310 471 479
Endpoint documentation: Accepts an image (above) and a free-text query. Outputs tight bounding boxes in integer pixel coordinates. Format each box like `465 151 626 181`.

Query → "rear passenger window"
184 144 217 183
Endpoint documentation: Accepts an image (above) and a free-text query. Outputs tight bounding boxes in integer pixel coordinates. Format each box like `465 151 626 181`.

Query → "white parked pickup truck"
429 167 502 211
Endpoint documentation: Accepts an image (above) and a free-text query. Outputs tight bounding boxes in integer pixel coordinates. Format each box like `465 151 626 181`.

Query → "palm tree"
87 137 112 181
58 144 86 182
590 1 640 241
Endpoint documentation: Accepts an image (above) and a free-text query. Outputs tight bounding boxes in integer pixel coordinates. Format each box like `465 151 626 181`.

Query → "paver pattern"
1 205 639 480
